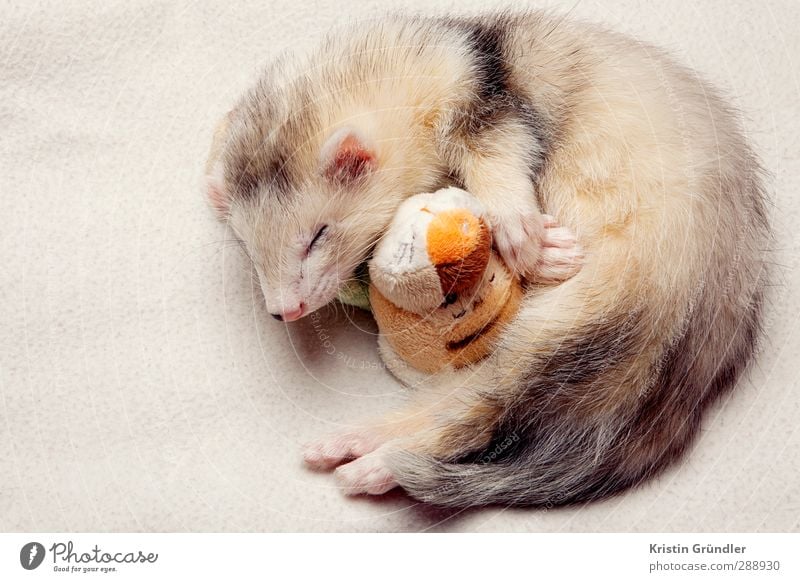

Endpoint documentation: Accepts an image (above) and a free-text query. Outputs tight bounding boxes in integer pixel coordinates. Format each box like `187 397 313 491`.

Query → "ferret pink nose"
271 303 305 322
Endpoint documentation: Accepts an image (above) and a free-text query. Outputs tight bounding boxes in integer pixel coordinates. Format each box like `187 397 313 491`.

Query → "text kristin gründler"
650 543 746 554
50 541 158 565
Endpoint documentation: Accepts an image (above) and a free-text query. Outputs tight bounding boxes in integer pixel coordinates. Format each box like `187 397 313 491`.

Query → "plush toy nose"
426 210 481 265
427 211 491 296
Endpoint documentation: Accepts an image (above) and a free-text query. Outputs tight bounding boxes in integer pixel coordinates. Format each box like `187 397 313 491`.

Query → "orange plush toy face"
369 188 523 376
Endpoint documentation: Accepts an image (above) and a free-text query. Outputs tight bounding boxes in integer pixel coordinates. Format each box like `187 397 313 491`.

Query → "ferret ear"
206 163 231 219
205 110 237 219
320 127 376 186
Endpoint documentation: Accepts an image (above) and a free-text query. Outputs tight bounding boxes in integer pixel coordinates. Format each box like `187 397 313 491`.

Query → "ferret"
205 12 769 507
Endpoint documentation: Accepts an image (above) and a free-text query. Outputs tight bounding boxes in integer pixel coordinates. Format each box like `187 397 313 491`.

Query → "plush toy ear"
320 127 376 186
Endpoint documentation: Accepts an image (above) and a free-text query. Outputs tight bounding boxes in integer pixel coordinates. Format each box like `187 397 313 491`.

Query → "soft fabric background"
1 0 798 532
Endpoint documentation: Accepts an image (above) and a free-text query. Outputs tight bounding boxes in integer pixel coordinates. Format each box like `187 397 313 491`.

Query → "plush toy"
364 187 524 383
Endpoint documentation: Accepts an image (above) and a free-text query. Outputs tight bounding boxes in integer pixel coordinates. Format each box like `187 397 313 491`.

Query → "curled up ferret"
205 12 769 506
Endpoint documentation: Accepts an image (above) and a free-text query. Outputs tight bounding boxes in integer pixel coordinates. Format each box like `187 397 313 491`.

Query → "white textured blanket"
1 0 797 531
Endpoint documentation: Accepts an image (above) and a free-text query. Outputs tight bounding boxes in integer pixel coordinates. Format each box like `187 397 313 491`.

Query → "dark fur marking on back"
463 20 509 102
442 16 551 197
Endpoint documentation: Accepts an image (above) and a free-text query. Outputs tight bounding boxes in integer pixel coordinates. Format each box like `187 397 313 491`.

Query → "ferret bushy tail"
388 263 766 508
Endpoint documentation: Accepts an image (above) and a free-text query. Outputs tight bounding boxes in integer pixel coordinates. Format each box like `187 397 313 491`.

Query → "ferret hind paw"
334 451 398 496
302 431 381 471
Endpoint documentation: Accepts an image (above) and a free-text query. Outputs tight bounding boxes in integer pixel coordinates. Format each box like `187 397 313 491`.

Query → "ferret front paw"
334 451 398 496
490 206 546 279
303 430 381 471
534 214 584 282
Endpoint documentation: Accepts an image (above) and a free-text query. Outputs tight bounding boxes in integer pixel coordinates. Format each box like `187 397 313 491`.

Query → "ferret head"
205 74 426 321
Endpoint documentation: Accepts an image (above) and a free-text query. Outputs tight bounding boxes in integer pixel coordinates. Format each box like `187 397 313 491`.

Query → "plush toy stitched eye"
443 292 458 306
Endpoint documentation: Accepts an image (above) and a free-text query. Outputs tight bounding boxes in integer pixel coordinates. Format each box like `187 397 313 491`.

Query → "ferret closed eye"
206 12 768 507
